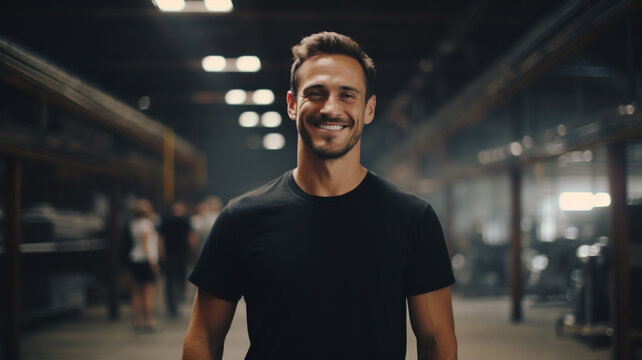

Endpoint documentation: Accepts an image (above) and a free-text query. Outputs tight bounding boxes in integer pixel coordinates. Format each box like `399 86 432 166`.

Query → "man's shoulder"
369 172 429 212
226 170 294 213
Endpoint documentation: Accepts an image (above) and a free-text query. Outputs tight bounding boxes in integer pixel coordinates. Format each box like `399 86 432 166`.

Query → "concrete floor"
20 284 612 360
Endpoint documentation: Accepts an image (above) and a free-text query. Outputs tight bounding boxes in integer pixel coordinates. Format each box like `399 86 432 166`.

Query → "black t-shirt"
189 170 454 360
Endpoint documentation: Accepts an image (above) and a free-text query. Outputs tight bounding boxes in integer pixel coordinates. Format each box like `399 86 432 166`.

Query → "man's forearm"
417 335 457 360
182 334 224 360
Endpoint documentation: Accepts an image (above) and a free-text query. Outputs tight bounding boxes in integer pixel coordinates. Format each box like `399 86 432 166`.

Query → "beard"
298 114 363 159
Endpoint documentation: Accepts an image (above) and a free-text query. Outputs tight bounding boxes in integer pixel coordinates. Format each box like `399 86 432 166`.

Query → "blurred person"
159 200 198 317
183 32 456 360
190 196 223 251
128 198 161 332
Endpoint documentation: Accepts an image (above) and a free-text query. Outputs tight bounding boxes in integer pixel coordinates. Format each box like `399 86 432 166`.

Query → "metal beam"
0 37 203 171
379 0 641 173
0 9 525 25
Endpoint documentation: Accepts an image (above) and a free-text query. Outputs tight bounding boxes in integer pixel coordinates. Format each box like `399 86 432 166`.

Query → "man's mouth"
315 123 346 131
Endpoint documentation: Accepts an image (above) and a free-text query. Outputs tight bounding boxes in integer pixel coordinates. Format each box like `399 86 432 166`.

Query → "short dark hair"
290 32 376 101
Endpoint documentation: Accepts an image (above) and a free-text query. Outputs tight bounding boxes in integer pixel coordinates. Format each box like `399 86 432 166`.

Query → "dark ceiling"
0 0 566 199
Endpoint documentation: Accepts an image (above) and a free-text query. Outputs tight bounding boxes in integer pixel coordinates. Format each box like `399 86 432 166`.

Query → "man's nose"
319 95 341 118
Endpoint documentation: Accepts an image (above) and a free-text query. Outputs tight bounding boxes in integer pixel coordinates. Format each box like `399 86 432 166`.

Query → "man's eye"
341 93 356 100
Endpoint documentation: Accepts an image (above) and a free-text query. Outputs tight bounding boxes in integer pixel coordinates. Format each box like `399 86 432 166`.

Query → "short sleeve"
189 207 246 302
403 205 455 296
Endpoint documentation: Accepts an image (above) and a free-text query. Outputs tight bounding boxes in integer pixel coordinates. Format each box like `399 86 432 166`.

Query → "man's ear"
364 94 376 125
287 90 297 121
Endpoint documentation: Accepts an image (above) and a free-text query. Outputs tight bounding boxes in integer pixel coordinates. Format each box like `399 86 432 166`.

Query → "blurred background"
0 0 640 359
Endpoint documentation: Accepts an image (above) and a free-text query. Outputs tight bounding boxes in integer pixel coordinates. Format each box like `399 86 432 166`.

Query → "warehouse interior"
1 0 641 359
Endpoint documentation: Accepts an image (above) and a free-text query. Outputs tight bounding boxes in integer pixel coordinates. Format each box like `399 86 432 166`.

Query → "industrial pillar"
608 142 631 360
107 181 122 320
2 158 22 360
510 166 523 322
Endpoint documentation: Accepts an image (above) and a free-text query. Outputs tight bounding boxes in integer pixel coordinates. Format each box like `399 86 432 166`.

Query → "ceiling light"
263 133 285 150
202 56 226 72
236 56 261 72
138 96 151 110
225 89 246 105
204 0 233 12
261 112 282 128
252 89 274 105
239 112 260 127
151 0 185 11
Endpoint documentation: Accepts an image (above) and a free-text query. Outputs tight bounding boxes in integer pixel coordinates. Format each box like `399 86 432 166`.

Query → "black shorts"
128 262 157 284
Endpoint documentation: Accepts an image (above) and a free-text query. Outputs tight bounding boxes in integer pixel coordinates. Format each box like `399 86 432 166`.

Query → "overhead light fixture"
239 112 260 127
261 112 282 128
151 0 186 12
263 133 285 150
225 89 246 105
202 56 226 72
204 0 234 12
236 56 261 72
201 55 261 72
252 89 274 105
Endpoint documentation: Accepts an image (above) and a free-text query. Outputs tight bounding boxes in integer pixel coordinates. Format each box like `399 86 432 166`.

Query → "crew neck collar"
286 169 374 205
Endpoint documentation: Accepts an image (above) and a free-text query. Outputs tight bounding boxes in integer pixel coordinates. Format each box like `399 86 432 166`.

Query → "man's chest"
239 206 410 292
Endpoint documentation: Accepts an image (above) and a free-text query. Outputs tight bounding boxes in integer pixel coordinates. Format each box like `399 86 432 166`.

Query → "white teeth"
318 124 343 131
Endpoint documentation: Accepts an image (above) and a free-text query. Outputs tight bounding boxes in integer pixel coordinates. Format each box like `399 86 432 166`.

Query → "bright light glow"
204 0 233 12
138 96 151 110
202 56 226 72
236 56 261 72
263 133 285 150
239 112 260 127
478 150 491 164
225 89 246 105
252 89 274 105
531 255 549 271
593 192 611 207
509 142 523 156
569 151 583 162
576 245 590 259
451 254 466 269
522 135 533 149
152 0 185 11
261 112 281 128
557 124 567 136
559 192 611 211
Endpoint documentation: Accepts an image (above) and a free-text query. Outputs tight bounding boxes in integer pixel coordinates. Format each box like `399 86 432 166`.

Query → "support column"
510 167 522 322
163 129 175 206
608 142 630 360
107 181 121 320
3 158 22 360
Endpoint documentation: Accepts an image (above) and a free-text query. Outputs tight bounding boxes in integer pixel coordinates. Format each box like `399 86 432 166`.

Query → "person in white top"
128 198 162 332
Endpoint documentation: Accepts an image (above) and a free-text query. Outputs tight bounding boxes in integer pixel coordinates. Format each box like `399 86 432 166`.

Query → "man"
183 32 457 359
159 201 197 317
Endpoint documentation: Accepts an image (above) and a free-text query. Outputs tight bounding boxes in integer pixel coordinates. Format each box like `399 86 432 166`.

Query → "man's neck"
294 143 367 197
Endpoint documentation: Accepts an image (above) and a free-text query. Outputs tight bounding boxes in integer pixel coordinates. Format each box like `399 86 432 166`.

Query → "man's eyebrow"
302 84 325 92
339 85 361 93
302 84 362 93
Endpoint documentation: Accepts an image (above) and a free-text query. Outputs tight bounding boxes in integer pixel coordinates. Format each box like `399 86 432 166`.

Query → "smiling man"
182 32 457 360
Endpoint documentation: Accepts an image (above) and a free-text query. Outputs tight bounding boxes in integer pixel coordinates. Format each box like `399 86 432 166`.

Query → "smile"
314 123 346 131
